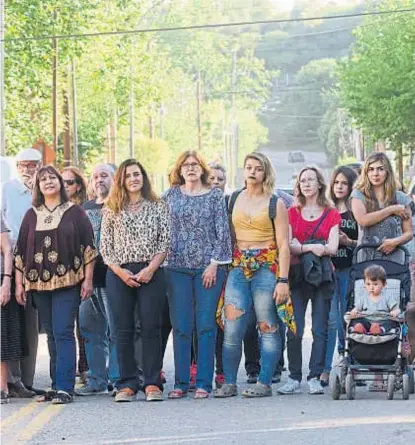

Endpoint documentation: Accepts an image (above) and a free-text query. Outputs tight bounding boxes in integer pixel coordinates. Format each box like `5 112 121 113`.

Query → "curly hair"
169 150 210 186
105 159 158 214
294 166 331 209
355 152 397 212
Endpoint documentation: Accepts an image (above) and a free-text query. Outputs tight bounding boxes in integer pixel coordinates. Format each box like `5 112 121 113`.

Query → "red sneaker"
352 323 367 334
369 323 384 335
215 373 225 389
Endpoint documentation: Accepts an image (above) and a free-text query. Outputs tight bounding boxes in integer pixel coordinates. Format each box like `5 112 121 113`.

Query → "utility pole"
230 49 238 188
0 0 5 155
129 82 134 157
196 71 202 151
353 128 363 162
159 103 165 140
71 60 79 166
129 37 135 158
109 109 117 165
52 10 58 154
62 86 71 167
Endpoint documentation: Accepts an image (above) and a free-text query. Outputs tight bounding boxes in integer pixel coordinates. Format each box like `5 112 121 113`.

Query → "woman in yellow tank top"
214 152 290 398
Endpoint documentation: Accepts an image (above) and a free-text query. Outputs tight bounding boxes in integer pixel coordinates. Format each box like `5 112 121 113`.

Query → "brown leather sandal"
145 385 163 402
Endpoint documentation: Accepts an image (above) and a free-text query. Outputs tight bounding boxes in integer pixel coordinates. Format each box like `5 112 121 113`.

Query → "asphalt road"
1 324 414 445
258 148 331 188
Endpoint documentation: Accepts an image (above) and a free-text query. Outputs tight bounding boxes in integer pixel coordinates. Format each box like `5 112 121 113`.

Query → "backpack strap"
228 189 244 216
229 189 278 224
268 194 278 233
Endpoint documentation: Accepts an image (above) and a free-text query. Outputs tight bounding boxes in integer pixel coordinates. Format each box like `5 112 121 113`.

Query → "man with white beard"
1 148 43 398
76 164 120 396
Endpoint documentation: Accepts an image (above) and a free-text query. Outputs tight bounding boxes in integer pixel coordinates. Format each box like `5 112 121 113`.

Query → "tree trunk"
396 143 403 184
62 88 71 167
109 111 117 165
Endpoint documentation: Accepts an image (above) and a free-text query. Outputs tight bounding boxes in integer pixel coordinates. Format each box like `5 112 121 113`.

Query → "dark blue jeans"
287 286 331 382
166 267 226 392
106 264 166 392
79 287 119 390
33 286 80 394
324 268 350 373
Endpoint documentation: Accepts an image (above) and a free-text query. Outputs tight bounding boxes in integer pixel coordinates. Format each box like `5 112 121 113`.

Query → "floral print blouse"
14 202 97 292
164 186 232 269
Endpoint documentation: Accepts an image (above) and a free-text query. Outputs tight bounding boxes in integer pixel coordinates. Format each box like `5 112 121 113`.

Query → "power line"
2 8 414 43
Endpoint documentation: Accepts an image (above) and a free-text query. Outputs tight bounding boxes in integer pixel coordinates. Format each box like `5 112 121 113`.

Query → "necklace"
304 206 320 219
127 198 144 213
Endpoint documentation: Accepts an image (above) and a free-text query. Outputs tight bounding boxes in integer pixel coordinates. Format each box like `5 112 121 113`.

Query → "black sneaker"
246 372 259 384
26 386 47 396
51 390 73 404
1 390 10 404
8 382 35 398
272 372 281 384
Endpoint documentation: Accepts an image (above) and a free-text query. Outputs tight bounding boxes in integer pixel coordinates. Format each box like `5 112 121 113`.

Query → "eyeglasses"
299 178 318 184
17 162 38 171
182 162 200 170
63 179 76 186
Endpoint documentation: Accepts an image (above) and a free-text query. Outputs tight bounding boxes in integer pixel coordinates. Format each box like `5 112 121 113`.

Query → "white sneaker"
277 378 301 395
308 377 324 395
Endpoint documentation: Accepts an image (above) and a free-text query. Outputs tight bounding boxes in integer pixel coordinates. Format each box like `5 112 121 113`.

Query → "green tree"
337 0 415 177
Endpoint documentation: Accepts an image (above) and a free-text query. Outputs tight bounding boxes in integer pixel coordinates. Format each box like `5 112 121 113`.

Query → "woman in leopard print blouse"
101 159 171 403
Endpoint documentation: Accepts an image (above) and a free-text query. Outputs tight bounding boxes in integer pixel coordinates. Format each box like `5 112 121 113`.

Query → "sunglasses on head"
63 179 76 186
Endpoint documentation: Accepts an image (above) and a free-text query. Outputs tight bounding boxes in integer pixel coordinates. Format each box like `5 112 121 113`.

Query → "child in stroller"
329 244 414 400
349 265 401 335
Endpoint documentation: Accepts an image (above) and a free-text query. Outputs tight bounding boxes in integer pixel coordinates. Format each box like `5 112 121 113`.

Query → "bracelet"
277 277 289 284
2 274 12 278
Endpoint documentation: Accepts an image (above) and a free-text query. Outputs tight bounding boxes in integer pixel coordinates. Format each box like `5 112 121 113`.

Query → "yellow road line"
16 404 63 443
1 402 38 430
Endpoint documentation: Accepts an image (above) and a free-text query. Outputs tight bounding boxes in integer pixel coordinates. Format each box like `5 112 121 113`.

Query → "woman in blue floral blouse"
164 150 232 399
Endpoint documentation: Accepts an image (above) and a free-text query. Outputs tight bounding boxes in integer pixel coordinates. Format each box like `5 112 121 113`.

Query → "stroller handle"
352 243 410 265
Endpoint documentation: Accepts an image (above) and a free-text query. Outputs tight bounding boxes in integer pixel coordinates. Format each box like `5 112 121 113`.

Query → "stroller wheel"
402 374 410 400
329 370 341 400
345 374 355 400
387 374 395 400
406 366 414 395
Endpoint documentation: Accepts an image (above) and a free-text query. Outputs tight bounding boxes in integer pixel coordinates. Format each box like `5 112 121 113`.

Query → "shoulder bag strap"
308 209 330 241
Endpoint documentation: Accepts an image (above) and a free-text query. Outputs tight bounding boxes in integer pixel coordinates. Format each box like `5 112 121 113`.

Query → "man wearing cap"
0 148 43 397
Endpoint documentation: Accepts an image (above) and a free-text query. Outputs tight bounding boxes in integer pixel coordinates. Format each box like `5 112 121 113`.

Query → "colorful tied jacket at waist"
216 245 296 335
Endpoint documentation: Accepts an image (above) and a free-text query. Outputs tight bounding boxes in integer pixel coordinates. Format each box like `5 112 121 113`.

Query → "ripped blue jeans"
222 266 281 386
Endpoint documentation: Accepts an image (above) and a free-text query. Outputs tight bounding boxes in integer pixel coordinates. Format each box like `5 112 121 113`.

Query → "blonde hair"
355 152 397 212
243 152 276 195
294 166 331 209
169 150 210 186
105 159 158 214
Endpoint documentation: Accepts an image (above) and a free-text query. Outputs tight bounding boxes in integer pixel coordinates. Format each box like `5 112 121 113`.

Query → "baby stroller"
329 244 414 400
